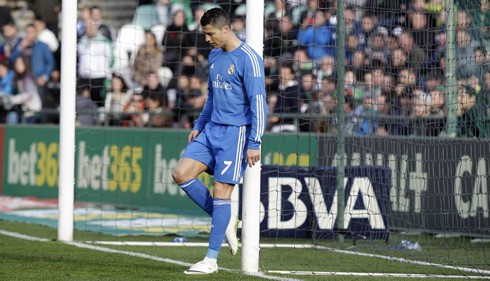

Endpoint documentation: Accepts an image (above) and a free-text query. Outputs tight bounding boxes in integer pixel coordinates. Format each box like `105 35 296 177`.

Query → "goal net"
56 0 490 277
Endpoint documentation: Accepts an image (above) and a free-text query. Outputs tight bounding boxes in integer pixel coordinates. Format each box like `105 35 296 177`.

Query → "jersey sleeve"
242 48 267 149
193 76 214 132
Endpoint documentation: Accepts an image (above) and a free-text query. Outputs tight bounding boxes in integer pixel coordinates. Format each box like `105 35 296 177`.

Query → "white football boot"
184 260 218 275
225 215 239 255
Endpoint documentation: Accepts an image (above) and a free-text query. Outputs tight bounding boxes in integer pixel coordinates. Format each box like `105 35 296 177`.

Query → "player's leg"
208 125 249 257
172 133 215 217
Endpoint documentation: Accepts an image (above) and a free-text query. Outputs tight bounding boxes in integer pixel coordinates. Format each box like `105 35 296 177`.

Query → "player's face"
202 24 228 49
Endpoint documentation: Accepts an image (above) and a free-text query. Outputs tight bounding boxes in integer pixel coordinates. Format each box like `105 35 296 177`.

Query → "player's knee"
172 169 184 185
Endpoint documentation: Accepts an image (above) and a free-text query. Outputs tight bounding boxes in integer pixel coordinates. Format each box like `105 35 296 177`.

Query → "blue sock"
178 178 213 216
206 198 231 260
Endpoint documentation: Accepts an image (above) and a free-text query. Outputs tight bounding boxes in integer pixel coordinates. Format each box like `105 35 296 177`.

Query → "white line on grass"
0 229 301 281
268 271 490 279
0 230 51 242
315 245 490 276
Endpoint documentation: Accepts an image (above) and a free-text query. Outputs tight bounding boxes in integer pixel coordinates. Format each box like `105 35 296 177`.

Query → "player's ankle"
203 256 217 267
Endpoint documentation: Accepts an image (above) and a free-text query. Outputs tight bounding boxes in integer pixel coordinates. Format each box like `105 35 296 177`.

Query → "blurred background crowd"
0 0 489 137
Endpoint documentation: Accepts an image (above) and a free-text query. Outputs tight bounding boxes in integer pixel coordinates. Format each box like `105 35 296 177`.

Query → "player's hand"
188 129 200 143
245 148 261 167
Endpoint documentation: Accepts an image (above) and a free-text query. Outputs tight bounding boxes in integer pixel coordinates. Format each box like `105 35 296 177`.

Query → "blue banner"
248 165 391 240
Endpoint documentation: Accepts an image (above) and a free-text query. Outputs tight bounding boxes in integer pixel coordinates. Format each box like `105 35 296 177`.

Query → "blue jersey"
193 43 267 150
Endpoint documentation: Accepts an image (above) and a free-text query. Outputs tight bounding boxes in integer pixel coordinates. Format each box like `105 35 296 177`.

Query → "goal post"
241 0 264 273
58 0 78 242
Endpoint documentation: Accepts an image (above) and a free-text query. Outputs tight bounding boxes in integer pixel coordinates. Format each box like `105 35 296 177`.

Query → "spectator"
0 6 14 35
341 9 362 38
189 8 212 58
474 47 489 83
313 55 335 85
346 34 360 65
46 70 60 111
350 50 368 82
142 73 168 104
2 21 21 61
264 15 299 58
425 70 444 92
269 64 303 132
314 93 337 133
298 11 334 60
231 16 246 42
299 0 320 27
76 86 98 126
28 0 61 36
353 91 379 135
147 92 173 127
265 0 291 32
409 12 436 55
457 89 487 138
77 6 91 38
292 49 313 76
319 76 336 97
174 53 206 81
105 73 133 126
456 31 478 77
10 24 55 110
369 33 390 65
457 10 482 45
91 5 116 43
131 32 164 87
300 72 317 102
34 15 59 53
5 56 42 123
430 89 445 117
123 93 147 127
188 8 205 32
162 10 193 72
376 94 409 136
0 61 13 95
156 0 183 27
398 32 427 75
333 95 356 135
359 14 378 48
77 22 114 106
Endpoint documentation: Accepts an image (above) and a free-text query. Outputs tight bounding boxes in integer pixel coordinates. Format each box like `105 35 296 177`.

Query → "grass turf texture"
0 220 488 280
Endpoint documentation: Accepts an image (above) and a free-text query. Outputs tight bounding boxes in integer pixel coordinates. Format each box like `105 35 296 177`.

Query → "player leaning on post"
172 8 267 275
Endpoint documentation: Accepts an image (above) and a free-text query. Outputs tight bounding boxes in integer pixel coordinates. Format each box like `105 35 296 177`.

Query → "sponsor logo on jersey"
212 74 233 90
228 64 235 75
210 63 214 69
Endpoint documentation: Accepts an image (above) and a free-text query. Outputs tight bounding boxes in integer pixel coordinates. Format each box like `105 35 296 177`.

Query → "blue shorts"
182 122 250 185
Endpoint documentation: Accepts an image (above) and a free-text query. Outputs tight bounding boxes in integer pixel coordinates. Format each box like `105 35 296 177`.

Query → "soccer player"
172 8 267 275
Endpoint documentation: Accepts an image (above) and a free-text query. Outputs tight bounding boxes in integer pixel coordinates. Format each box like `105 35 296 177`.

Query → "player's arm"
189 76 214 142
243 52 267 166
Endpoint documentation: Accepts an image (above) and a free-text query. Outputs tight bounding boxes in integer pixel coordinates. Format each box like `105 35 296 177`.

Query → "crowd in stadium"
0 0 489 137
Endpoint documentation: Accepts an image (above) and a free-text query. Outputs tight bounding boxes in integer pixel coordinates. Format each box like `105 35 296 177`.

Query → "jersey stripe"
233 126 246 181
241 46 260 77
243 45 261 77
259 95 265 140
236 126 246 181
255 95 264 142
241 47 257 77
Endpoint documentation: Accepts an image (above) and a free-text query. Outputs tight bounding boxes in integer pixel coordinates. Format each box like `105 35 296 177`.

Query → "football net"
66 0 490 277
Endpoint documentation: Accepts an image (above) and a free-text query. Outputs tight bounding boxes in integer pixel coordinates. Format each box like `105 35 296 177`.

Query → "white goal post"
58 0 78 242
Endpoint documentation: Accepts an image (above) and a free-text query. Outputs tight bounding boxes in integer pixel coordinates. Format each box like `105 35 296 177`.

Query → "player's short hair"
200 8 230 30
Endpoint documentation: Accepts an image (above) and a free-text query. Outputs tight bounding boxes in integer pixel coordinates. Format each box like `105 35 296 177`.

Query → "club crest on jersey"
228 64 235 75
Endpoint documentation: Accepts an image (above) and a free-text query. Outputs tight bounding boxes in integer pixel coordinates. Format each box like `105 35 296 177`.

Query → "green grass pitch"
0 220 487 280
